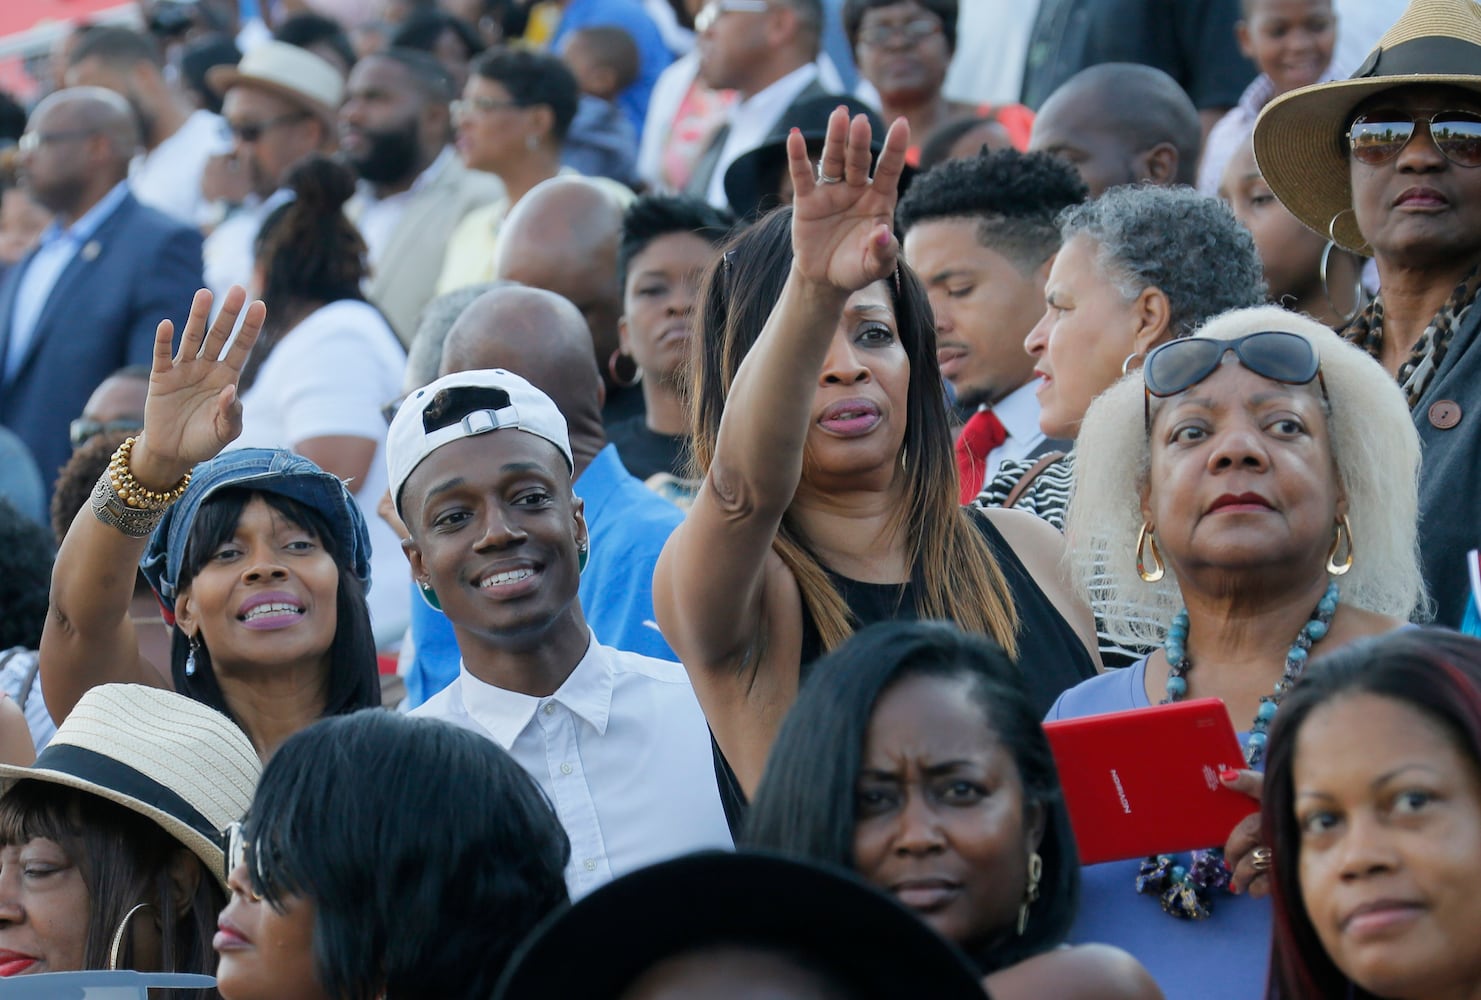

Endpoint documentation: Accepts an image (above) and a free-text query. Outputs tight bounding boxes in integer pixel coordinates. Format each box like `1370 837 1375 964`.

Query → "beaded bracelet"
107 436 191 511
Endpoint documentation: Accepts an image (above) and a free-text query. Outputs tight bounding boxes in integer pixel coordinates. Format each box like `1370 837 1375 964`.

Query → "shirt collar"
456 630 614 748
356 146 455 205
731 63 819 122
46 180 130 247
989 380 1045 443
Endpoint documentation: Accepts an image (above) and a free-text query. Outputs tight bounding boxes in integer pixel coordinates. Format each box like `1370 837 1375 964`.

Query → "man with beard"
0 88 201 497
64 26 230 227
342 48 504 346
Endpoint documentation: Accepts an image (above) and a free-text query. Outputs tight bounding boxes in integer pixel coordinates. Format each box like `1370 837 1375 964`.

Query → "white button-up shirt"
704 62 820 208
412 631 732 898
978 379 1050 489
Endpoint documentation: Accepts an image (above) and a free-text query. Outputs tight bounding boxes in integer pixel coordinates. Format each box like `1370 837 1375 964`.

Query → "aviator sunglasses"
1347 108 1481 168
1142 331 1325 430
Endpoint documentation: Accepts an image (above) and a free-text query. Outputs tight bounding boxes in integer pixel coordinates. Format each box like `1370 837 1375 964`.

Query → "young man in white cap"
387 369 731 899
201 40 343 304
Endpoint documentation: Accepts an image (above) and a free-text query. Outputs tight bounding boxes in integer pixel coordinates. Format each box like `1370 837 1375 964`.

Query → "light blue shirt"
4 181 131 382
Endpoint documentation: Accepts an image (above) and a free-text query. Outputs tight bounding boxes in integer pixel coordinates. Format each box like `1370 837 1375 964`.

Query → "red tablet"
1043 698 1258 865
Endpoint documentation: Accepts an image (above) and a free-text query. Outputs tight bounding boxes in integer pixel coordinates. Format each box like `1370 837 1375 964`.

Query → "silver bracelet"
90 472 168 538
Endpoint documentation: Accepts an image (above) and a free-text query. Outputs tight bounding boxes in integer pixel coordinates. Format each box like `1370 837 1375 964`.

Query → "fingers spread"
870 116 912 194
786 127 815 201
815 105 850 182
844 113 874 185
152 319 175 373
175 288 215 360
222 299 267 371
201 285 247 361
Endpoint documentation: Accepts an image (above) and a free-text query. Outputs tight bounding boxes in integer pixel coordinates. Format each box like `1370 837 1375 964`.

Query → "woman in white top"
233 154 407 638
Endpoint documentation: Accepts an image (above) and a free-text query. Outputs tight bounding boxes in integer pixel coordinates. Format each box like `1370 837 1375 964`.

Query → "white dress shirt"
704 62 821 208
412 632 733 898
980 379 1050 489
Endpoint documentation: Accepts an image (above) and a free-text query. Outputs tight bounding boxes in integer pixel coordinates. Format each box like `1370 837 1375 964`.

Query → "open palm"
789 107 911 293
139 287 266 478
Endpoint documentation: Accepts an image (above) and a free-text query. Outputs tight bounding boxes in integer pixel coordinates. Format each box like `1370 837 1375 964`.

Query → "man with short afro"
898 149 1088 502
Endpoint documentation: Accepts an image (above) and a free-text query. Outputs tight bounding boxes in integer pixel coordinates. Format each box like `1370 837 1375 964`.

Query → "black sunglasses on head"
1142 331 1325 430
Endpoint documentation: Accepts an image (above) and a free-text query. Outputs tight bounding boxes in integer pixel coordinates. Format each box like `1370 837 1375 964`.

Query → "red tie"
954 409 1008 504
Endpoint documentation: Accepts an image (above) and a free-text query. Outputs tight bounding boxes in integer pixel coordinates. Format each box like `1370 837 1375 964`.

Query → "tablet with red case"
1043 698 1258 865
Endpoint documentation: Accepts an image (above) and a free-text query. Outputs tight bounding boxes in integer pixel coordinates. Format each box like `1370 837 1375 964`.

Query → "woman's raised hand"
132 287 266 487
788 107 910 293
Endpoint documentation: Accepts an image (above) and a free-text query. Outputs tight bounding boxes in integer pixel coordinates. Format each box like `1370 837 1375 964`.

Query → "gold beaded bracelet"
107 436 192 511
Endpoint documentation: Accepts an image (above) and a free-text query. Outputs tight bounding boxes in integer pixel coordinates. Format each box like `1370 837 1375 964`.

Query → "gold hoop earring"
1136 522 1165 583
1319 240 1367 328
108 902 157 970
1326 514 1354 576
1017 851 1043 936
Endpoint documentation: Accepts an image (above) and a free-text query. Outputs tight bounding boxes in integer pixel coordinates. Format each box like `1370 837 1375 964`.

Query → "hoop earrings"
608 349 642 388
1326 514 1354 576
1320 240 1368 328
108 902 157 970
1121 352 1143 376
1017 851 1043 936
1326 208 1371 255
185 633 202 677
1136 522 1165 583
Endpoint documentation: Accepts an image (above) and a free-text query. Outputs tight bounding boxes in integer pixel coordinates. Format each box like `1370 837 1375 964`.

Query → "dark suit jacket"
683 73 834 204
0 192 202 491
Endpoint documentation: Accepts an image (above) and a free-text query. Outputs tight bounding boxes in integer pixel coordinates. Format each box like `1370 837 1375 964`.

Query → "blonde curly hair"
1067 305 1426 648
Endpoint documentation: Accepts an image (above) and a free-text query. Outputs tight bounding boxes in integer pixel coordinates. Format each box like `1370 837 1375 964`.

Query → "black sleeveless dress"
714 510 1097 832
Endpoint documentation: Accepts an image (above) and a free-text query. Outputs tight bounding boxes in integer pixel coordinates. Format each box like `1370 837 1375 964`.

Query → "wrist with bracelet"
90 436 192 538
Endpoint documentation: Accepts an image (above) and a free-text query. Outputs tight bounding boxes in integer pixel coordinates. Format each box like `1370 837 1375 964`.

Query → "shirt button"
542 703 555 715
584 858 597 872
560 762 573 775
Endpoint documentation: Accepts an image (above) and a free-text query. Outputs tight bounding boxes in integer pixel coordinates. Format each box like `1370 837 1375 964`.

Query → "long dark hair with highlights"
172 489 379 724
1263 628 1481 1000
0 783 223 998
689 207 1018 658
744 620 1075 971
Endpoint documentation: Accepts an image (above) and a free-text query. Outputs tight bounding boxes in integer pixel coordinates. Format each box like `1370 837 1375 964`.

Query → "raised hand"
788 106 910 293
131 286 266 489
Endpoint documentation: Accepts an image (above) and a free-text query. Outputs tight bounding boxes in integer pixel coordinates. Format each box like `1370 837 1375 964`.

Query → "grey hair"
1066 305 1426 647
402 282 508 393
1058 185 1266 339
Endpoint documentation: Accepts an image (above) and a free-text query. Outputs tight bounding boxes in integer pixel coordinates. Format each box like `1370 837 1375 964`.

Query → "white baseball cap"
387 369 574 518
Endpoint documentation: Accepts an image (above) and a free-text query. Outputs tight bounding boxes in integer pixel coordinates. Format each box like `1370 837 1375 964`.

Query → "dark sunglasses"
1142 331 1325 430
70 416 144 449
1347 108 1481 168
224 819 267 902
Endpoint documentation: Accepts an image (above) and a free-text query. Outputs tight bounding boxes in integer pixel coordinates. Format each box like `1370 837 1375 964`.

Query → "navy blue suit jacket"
0 192 202 492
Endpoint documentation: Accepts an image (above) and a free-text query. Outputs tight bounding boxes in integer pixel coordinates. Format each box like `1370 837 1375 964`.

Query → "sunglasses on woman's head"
1142 331 1325 430
1347 109 1481 168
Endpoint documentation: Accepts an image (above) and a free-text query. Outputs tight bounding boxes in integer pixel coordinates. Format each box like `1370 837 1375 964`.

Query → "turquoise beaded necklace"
1135 580 1341 919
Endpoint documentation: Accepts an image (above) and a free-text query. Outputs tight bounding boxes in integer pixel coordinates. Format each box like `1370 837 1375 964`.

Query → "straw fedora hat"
206 40 343 127
1253 0 1481 254
0 685 259 890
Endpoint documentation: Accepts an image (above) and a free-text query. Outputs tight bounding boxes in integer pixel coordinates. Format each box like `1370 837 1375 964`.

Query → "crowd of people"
1 0 1480 996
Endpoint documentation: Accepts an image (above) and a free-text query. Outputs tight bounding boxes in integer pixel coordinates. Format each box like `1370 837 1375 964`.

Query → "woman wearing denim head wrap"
40 288 380 758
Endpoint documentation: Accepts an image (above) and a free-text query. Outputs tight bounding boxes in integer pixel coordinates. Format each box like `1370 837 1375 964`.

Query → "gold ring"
1251 846 1273 873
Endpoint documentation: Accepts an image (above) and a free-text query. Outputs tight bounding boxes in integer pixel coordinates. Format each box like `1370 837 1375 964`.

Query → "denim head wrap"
139 449 372 623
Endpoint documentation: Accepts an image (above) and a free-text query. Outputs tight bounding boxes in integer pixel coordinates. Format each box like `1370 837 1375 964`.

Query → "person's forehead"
349 54 412 95
224 85 297 118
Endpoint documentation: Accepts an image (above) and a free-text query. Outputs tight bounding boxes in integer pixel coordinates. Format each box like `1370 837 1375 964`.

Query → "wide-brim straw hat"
1253 0 1481 254
0 685 260 890
206 40 343 127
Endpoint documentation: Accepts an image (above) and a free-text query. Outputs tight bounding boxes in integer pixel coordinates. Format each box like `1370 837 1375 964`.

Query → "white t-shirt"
131 110 231 227
229 299 409 637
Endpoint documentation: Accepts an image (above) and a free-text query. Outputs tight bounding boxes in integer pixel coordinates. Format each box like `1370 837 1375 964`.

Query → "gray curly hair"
1059 185 1266 339
1067 305 1426 648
